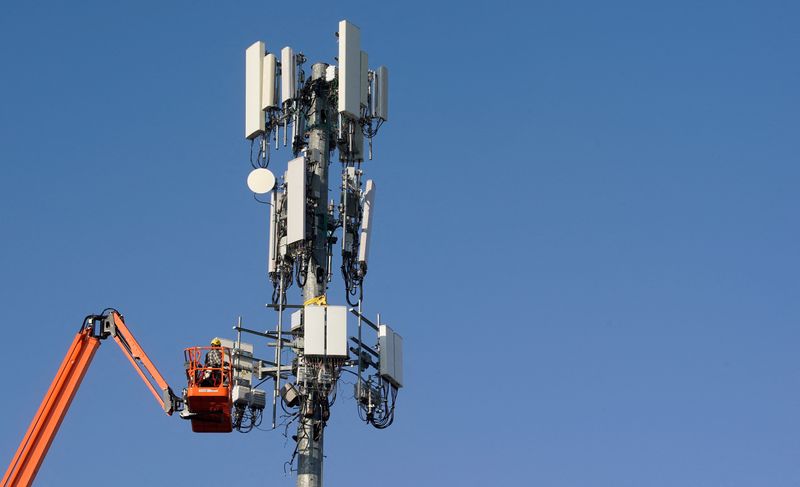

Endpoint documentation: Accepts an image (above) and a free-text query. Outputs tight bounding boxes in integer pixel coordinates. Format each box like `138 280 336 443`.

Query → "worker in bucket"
201 338 223 386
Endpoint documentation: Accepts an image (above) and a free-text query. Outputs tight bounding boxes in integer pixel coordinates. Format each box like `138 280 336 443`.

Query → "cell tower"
237 19 402 487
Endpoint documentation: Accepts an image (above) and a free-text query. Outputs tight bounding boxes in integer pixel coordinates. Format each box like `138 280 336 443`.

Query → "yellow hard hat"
210 337 221 346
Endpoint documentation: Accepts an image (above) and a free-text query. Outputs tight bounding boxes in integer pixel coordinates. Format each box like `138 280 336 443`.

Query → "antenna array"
236 19 401 487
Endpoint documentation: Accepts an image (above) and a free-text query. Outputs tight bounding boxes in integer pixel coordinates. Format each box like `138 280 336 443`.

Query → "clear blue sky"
1 1 798 486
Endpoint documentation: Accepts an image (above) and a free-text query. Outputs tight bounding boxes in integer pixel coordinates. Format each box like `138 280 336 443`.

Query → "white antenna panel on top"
358 179 375 265
245 41 265 139
286 156 306 245
337 20 361 118
262 53 278 110
281 47 296 104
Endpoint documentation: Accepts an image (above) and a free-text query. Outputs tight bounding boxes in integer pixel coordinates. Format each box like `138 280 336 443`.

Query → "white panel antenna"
342 167 357 255
245 41 265 139
337 20 361 118
373 66 389 121
358 179 376 266
378 324 403 388
290 309 303 331
393 330 403 387
304 306 325 356
379 326 393 381
303 306 349 358
281 47 296 104
268 190 278 274
262 53 278 110
360 51 369 114
286 156 306 245
325 306 348 358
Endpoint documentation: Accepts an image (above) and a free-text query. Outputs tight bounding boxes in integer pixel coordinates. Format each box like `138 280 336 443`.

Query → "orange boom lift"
1 309 232 487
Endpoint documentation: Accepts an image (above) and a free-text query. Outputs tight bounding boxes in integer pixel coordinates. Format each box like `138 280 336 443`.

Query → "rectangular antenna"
374 66 389 121
262 53 278 110
358 179 375 265
360 51 369 113
245 41 265 139
337 20 361 118
268 190 278 274
304 306 348 357
325 306 348 358
379 325 403 388
291 309 303 331
352 128 364 162
281 47 296 104
286 156 306 245
342 168 357 255
304 306 325 356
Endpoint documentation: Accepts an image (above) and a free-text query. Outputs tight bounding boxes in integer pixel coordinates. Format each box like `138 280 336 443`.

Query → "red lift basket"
184 346 233 433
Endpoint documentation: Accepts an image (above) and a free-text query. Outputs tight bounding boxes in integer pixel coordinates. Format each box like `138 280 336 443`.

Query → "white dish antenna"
247 168 276 194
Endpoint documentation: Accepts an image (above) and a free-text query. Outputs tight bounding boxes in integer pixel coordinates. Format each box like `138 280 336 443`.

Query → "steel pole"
296 61 331 487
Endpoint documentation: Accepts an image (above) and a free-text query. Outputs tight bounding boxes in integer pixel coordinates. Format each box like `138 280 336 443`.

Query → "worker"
201 338 223 386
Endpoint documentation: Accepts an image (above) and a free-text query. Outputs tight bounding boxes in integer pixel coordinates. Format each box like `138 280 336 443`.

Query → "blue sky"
1 1 798 485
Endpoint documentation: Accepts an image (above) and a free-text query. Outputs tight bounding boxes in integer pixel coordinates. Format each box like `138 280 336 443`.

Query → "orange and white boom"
1 310 181 487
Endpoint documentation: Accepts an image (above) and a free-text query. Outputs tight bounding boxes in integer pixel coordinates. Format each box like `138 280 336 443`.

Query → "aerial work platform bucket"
184 346 232 433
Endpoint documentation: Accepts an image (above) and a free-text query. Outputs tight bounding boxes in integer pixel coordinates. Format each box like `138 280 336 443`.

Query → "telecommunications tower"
235 19 403 487
0 17 401 487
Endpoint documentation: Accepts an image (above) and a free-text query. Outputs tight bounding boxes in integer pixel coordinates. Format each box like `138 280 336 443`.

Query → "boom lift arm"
1 309 182 487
